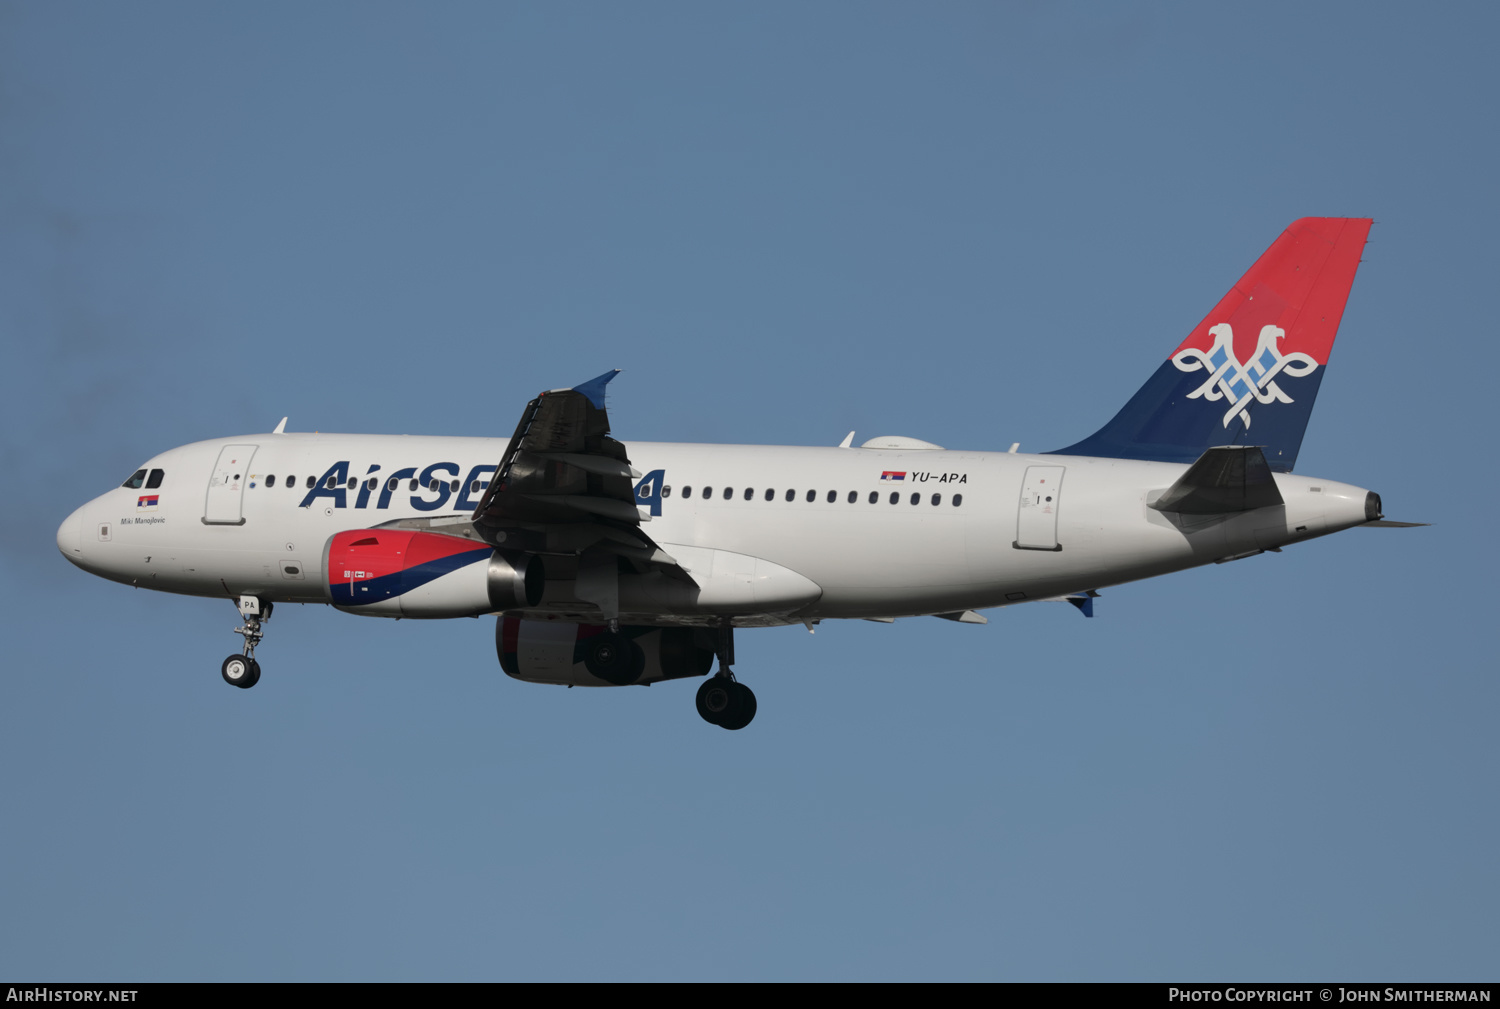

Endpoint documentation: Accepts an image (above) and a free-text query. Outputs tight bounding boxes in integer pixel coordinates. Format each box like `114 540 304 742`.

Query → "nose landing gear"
222 595 269 689
695 622 756 730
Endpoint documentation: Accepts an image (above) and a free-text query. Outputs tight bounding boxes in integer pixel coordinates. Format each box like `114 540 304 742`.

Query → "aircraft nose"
57 506 85 565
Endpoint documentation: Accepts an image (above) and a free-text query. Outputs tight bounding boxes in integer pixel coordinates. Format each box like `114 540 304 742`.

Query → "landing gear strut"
222 595 269 690
696 622 756 730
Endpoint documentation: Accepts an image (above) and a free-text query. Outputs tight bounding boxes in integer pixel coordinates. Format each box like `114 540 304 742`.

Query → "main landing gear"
222 595 270 690
582 625 646 686
696 623 756 731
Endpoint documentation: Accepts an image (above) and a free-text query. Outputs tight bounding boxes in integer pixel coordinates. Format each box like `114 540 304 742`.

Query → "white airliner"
57 217 1420 729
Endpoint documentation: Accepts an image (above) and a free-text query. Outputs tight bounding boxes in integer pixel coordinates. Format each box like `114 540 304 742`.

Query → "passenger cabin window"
764 488 774 501
347 477 357 490
702 486 712 500
266 474 277 488
409 479 419 491
910 493 920 505
662 486 673 498
723 487 733 500
826 490 836 504
326 476 338 489
146 469 165 489
931 494 941 506
952 494 963 507
368 478 379 491
847 491 857 504
889 492 899 505
122 469 147 489
868 491 878 504
306 476 316 489
450 480 459 493
387 477 399 491
785 489 795 502
805 489 816 503
743 487 754 501
681 485 692 498
286 476 295 488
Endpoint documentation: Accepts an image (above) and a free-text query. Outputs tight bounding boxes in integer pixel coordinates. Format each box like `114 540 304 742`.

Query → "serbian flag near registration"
137 495 159 508
880 471 906 482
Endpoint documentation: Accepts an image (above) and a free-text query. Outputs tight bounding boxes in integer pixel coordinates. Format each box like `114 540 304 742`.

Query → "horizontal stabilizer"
1152 446 1283 515
1362 520 1431 528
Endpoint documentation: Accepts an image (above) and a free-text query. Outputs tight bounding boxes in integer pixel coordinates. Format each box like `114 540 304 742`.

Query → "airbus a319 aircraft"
58 217 1419 729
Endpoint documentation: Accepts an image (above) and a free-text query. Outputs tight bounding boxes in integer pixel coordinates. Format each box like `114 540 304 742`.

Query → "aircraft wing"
470 370 691 579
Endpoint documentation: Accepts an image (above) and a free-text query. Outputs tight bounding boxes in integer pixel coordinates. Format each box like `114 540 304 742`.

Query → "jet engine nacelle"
324 529 544 618
497 617 716 687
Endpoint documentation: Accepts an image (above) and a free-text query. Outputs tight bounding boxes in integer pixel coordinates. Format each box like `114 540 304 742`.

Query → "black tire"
222 654 255 689
245 659 261 689
584 632 643 686
695 677 737 726
628 638 646 683
719 682 757 731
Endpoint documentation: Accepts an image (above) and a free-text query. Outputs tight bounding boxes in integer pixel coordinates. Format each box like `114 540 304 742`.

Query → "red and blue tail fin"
1051 217 1372 472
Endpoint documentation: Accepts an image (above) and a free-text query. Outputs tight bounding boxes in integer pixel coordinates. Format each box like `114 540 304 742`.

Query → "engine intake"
325 529 543 618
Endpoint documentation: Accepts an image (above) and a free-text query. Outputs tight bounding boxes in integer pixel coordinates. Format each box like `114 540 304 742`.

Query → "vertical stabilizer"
1051 217 1372 472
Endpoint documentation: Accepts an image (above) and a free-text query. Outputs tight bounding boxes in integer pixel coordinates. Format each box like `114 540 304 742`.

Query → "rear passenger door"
1015 465 1065 551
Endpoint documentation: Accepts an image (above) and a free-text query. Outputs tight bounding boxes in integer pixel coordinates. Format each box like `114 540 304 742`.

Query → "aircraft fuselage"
57 432 1373 624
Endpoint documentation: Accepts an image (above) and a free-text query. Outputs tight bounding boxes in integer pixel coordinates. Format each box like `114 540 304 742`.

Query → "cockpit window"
121 469 147 489
145 469 165 489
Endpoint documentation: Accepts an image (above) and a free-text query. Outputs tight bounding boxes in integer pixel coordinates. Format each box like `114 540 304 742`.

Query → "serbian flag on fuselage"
880 471 906 482
137 495 159 509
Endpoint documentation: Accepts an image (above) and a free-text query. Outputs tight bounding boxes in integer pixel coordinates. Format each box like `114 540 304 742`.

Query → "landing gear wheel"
696 677 732 725
720 682 756 731
696 678 755 729
222 654 257 689
584 632 644 685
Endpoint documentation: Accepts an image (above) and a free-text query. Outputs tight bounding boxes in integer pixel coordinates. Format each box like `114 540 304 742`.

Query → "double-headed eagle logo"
1171 323 1319 430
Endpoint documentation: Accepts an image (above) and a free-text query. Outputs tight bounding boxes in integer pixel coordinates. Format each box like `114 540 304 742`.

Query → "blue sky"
1 2 1495 980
